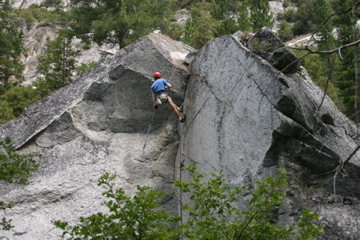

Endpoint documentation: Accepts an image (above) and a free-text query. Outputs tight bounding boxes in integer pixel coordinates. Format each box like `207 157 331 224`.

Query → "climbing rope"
142 108 156 152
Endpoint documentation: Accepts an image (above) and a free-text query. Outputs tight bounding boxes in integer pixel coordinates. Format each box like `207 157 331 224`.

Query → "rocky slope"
1 29 360 240
0 33 193 239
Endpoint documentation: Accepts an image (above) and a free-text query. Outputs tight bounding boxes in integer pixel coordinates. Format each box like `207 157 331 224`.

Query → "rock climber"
151 71 186 122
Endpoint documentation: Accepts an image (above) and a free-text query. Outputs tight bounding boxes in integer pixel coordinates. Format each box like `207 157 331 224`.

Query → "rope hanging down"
142 108 156 151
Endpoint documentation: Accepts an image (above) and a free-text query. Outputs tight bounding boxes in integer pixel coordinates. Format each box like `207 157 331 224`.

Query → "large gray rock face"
178 34 360 239
0 33 193 240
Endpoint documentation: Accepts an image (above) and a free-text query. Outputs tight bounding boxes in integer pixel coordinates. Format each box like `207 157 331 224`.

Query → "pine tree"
313 0 339 109
183 2 218 49
0 3 24 85
332 0 360 121
248 0 274 31
291 0 317 35
70 0 173 48
0 101 14 124
211 0 239 36
38 32 78 90
238 1 251 32
1 0 12 11
278 20 293 40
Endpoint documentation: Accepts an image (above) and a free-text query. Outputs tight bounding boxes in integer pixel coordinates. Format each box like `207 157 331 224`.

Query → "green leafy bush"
40 0 63 8
0 201 13 231
54 172 179 240
0 138 39 185
177 166 323 240
278 20 294 41
0 138 40 231
282 0 291 8
0 9 24 84
0 85 42 118
54 166 323 240
278 9 297 22
0 101 15 124
76 62 97 76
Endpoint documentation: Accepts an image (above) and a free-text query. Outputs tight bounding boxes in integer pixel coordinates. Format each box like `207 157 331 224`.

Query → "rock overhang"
0 33 193 148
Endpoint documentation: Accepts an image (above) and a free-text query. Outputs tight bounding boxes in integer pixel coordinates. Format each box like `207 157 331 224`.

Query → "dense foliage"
248 0 274 31
0 30 93 123
182 0 273 47
69 0 175 48
0 1 24 86
0 85 42 123
176 166 322 240
53 172 179 240
54 166 323 240
276 0 359 121
0 201 13 231
38 31 78 90
0 137 40 231
331 0 360 121
0 137 39 184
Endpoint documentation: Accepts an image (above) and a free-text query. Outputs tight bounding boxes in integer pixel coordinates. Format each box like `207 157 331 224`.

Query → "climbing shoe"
179 114 186 123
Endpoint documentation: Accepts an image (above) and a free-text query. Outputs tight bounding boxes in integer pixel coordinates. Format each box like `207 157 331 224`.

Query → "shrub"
0 101 15 124
76 62 97 76
0 201 13 231
0 138 40 231
0 85 42 118
283 0 291 8
54 166 323 240
53 172 179 240
278 20 294 41
278 9 297 22
176 166 323 240
0 138 40 185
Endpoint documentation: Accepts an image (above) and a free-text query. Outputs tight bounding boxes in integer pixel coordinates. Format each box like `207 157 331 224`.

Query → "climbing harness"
143 108 156 151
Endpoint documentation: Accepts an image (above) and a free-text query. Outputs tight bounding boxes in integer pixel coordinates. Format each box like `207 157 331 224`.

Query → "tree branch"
305 1 360 46
344 145 360 165
290 39 360 55
332 144 360 194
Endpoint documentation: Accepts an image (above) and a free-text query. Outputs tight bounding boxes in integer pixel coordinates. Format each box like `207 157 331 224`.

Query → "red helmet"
153 72 161 78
